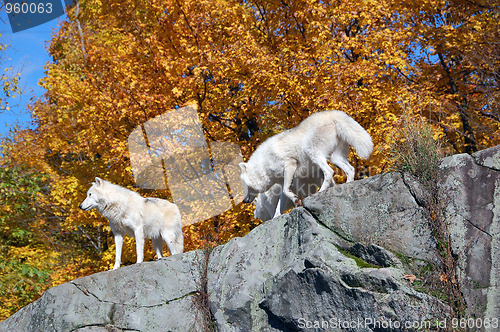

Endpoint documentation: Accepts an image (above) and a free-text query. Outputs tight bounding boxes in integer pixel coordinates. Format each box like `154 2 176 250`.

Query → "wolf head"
239 162 260 203
79 177 105 211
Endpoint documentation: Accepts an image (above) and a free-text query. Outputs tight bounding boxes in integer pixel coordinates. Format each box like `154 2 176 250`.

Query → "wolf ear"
94 177 103 185
239 162 247 174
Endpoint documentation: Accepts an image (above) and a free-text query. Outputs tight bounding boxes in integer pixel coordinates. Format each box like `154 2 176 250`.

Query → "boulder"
439 146 500 321
302 144 500 324
302 172 440 263
0 252 204 332
209 208 449 331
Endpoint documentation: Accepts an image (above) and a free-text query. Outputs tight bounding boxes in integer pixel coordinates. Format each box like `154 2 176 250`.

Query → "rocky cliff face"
304 145 500 324
1 145 498 332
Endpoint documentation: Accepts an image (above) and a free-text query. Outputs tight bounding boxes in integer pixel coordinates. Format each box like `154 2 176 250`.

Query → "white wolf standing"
240 110 373 208
80 177 184 270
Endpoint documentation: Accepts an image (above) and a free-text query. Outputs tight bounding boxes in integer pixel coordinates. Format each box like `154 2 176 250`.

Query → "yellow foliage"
1 0 499 321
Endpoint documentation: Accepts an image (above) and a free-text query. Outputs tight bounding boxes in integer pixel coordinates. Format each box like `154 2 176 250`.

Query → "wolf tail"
335 112 373 159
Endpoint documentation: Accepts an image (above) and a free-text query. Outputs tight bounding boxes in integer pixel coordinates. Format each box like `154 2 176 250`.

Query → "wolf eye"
88 193 92 197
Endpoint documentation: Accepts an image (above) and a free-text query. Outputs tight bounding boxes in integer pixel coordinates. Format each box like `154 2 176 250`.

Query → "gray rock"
208 209 353 332
472 145 500 171
303 172 440 263
347 243 400 268
0 251 205 332
439 146 500 322
208 208 449 331
260 266 448 332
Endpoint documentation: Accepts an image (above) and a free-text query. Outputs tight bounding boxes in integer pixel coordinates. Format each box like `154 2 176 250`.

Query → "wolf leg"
273 198 282 218
330 154 355 183
282 159 300 205
330 144 355 182
152 237 164 259
162 228 184 255
277 191 295 215
113 233 123 270
134 228 145 264
312 155 335 191
333 158 355 182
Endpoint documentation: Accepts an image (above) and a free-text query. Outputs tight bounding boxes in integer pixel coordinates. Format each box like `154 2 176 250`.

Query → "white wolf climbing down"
79 177 184 270
240 110 373 209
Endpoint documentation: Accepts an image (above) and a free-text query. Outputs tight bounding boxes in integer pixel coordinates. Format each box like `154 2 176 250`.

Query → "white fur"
80 177 183 270
240 110 373 207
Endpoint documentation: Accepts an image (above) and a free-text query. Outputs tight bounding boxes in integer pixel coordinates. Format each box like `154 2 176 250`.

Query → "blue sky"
0 10 65 138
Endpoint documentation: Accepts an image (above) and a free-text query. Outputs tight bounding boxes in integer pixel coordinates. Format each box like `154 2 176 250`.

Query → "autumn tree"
0 165 51 318
0 35 48 319
1 0 499 320
0 37 50 318
0 37 20 115
403 0 500 153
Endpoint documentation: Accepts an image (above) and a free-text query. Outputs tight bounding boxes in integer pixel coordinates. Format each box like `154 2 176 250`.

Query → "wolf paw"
294 197 303 207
